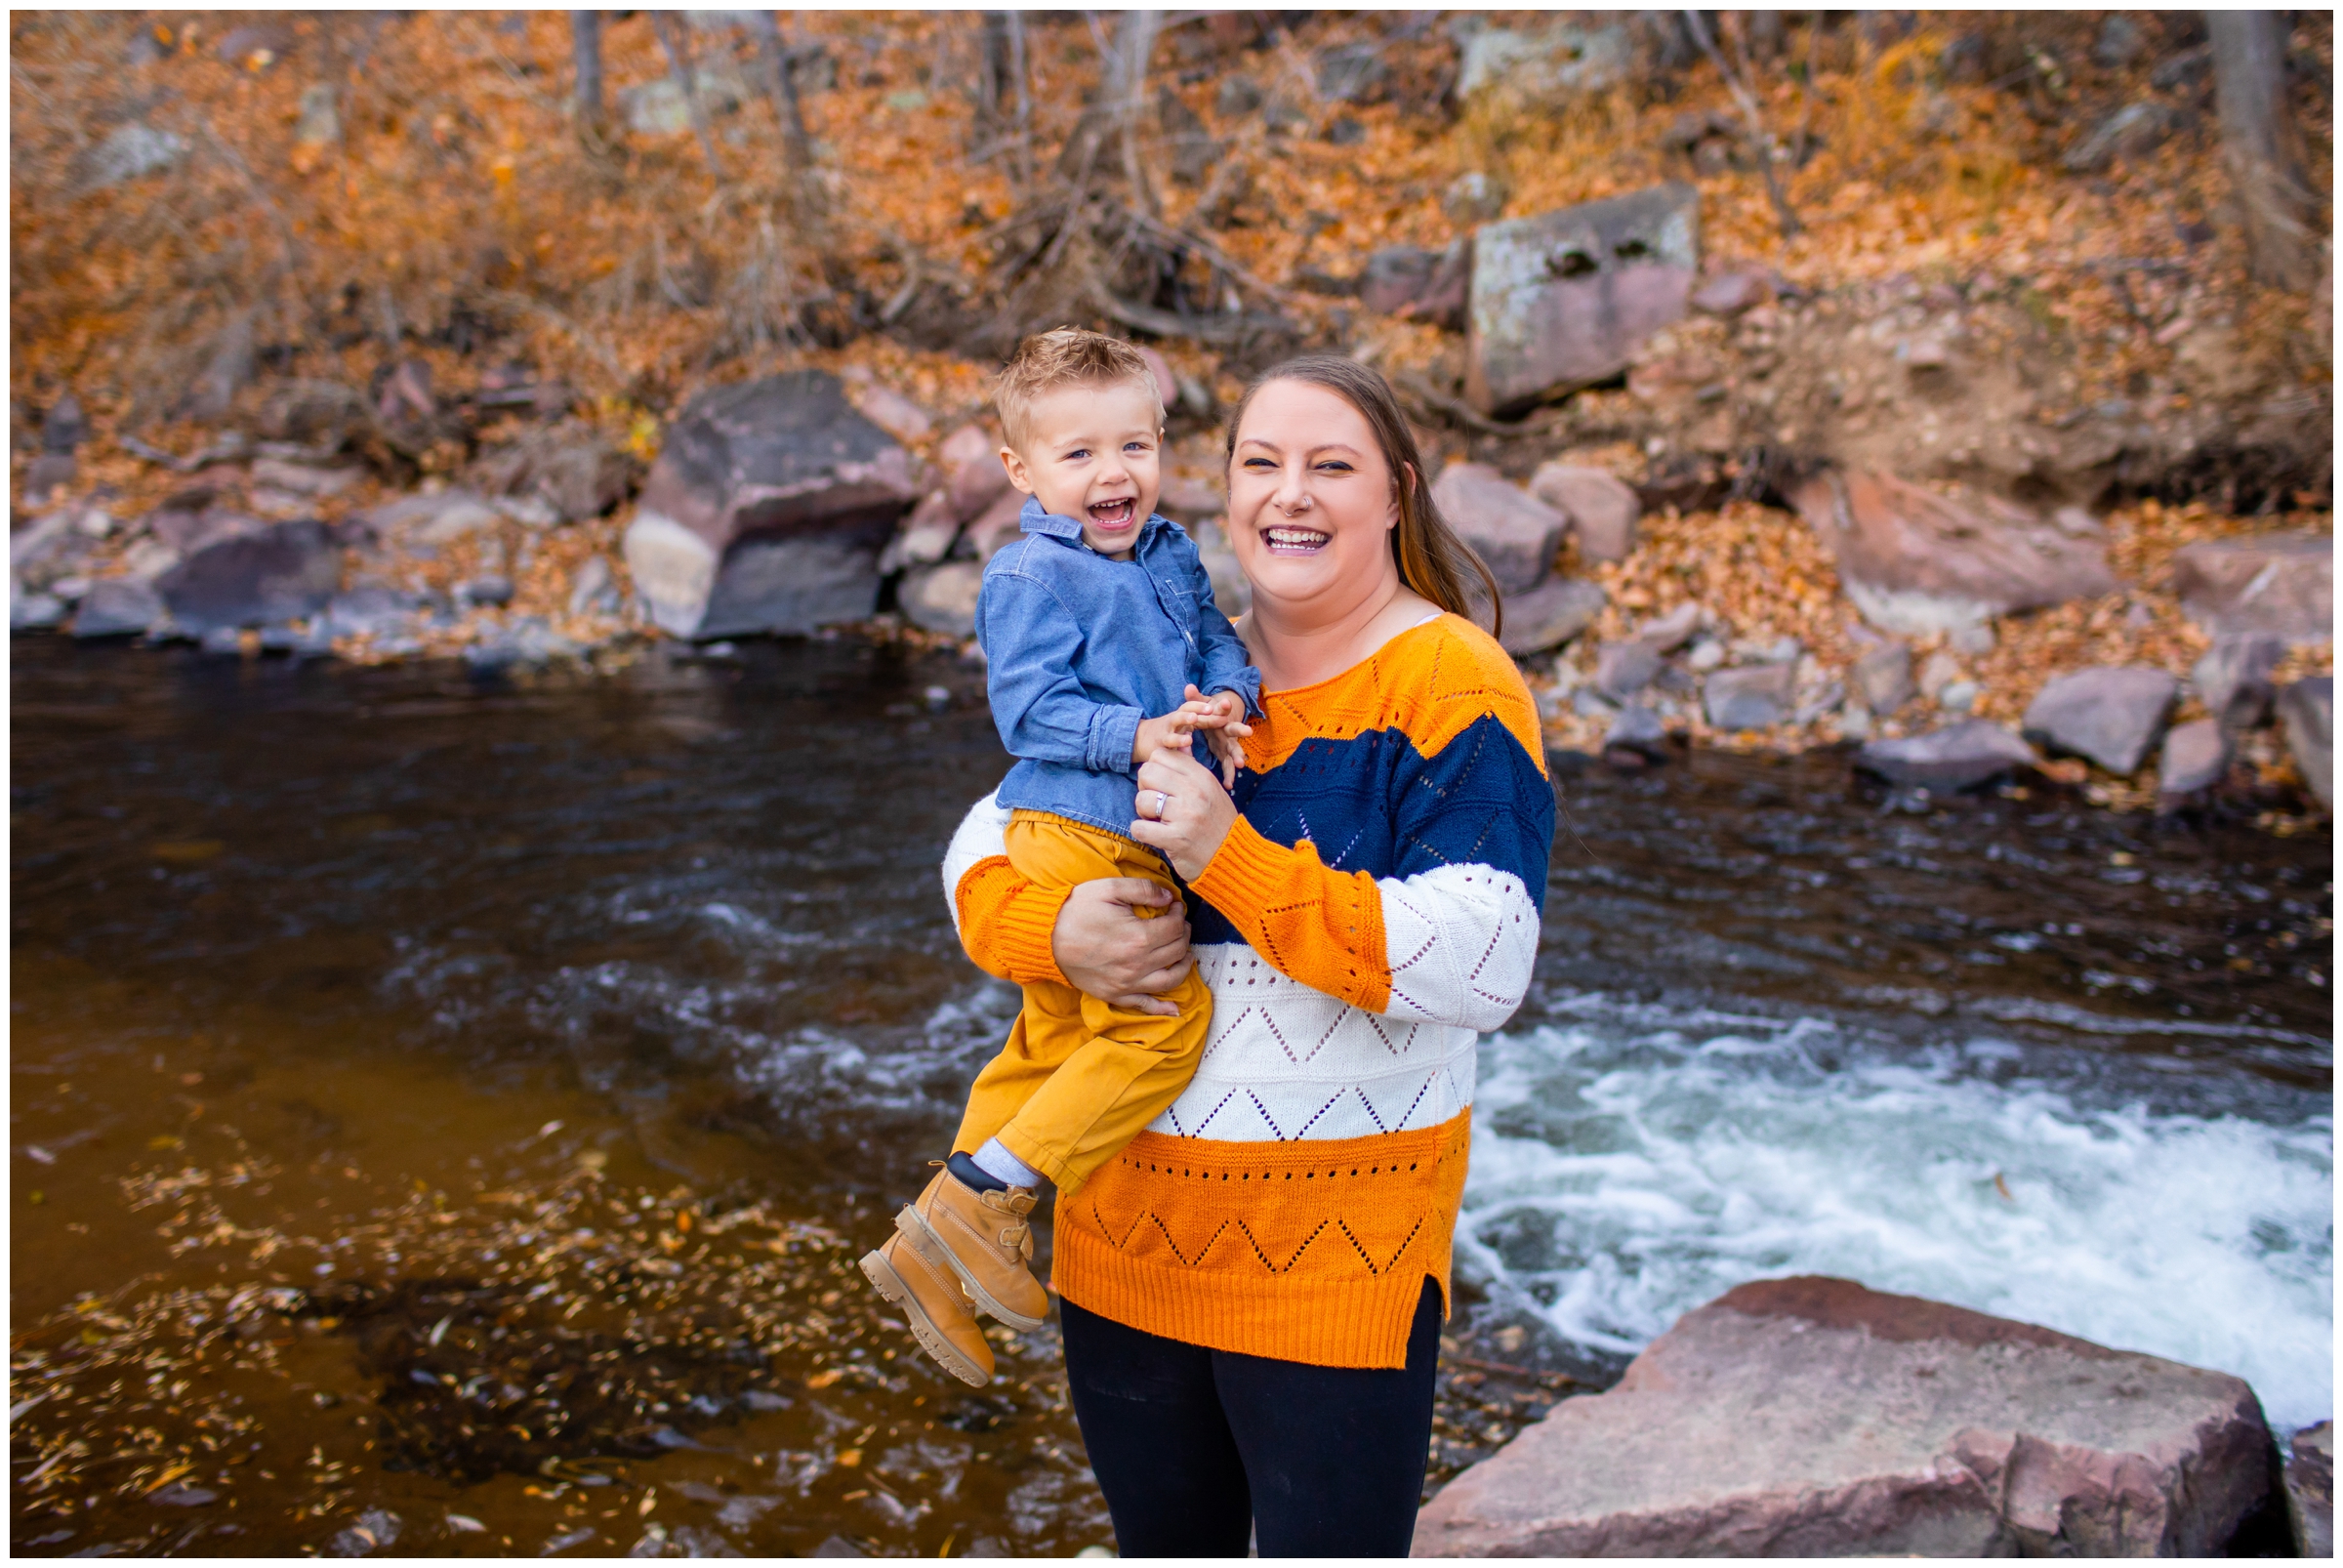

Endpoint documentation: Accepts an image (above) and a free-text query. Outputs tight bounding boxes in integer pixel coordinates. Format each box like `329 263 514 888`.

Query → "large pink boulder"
1529 463 1641 563
1791 470 2117 636
1414 1276 2280 1557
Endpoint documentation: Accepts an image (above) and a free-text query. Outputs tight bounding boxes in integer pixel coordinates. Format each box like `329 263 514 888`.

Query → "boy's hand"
1186 684 1253 788
1131 699 1213 766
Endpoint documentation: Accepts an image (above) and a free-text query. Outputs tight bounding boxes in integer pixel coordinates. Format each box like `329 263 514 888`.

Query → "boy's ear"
999 446 1036 496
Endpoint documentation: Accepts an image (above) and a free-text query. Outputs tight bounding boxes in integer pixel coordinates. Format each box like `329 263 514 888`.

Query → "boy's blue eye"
1065 448 1089 461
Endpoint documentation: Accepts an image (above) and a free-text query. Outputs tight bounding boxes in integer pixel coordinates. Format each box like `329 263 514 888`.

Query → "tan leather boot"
860 1229 993 1387
895 1167 1049 1332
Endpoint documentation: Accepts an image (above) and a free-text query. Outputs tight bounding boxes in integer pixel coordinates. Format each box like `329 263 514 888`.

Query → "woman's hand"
1051 878 1194 1016
1130 744 1238 883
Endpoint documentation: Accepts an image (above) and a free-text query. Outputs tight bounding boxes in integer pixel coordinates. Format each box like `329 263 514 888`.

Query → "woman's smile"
1261 523 1331 554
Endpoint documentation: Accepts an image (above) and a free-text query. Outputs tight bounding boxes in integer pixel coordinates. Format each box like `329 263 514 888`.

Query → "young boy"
861 329 1256 1386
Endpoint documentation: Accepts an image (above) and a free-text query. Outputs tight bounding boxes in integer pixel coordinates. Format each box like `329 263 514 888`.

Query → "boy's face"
1000 380 1163 558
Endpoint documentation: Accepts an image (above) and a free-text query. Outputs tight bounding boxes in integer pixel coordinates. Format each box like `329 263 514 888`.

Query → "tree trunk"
2208 10 2318 291
650 11 725 183
569 12 605 136
745 10 814 175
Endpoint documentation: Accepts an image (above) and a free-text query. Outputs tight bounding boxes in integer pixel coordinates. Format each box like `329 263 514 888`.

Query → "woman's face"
1224 379 1405 620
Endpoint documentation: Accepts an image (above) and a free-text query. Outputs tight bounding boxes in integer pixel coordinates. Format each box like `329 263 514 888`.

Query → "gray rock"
2064 103 2183 174
2169 532 2334 645
1187 516 1251 621
456 576 514 609
1315 41 1385 103
326 1507 400 1557
1948 620 1996 655
198 625 245 656
2288 1422 2332 1560
1412 1275 2282 1557
294 84 340 146
2094 14 2147 68
1431 463 1569 596
2277 678 2333 811
1602 703 1669 763
1456 21 1630 103
2151 44 2215 92
567 557 620 617
470 423 636 523
1527 464 1641 565
622 371 915 640
21 452 76 508
42 392 88 454
1852 642 1915 714
156 519 344 636
1358 242 1470 330
12 582 65 631
1466 183 1699 416
185 311 257 423
77 122 187 191
899 560 985 639
2022 666 2178 776
2158 719 2233 798
1571 685 1618 719
71 579 167 639
1792 471 2117 636
250 457 363 498
880 493 961 575
2194 633 2285 730
1443 170 1508 227
324 587 432 640
966 489 1030 563
1634 599 1702 653
148 503 266 557
1937 679 1979 715
1690 270 1772 317
937 423 1012 524
1704 663 1796 730
464 616 580 672
1858 719 2038 791
355 489 503 549
1595 640 1662 701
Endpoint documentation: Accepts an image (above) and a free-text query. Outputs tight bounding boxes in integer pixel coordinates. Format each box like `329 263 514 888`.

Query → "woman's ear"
1388 461 1416 531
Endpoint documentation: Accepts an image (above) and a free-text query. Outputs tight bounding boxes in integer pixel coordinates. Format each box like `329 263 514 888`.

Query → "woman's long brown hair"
1223 355 1503 640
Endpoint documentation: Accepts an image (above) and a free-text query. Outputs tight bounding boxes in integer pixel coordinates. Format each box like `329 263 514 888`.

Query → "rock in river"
623 371 917 640
2194 633 2284 731
2277 677 2333 811
2158 718 2233 798
898 561 984 640
69 578 167 640
1413 1276 2282 1557
2022 666 2178 777
1792 471 2117 637
1857 720 2037 791
155 519 343 636
1430 463 1568 596
1464 183 1699 416
2289 1421 2333 1559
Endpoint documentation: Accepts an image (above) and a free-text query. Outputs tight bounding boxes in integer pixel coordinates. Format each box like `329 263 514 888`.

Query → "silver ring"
1151 790 1170 818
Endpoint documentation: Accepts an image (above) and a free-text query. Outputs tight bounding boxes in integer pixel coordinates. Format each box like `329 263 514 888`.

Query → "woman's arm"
1131 660 1553 1031
944 793 1194 1010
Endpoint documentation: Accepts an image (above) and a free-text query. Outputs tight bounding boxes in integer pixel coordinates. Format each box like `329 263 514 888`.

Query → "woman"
938 357 1555 1555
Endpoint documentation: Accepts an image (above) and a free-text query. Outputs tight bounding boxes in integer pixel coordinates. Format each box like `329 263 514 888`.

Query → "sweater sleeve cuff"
992 878 1073 987
1188 813 1298 922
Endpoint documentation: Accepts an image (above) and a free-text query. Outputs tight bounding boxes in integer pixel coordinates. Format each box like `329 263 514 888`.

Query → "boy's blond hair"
995 327 1165 452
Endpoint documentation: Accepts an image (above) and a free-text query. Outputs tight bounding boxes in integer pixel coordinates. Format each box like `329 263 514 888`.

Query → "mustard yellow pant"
952 811 1212 1198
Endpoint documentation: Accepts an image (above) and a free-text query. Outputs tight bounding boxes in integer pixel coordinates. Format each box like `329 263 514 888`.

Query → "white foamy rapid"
1460 998 2334 1436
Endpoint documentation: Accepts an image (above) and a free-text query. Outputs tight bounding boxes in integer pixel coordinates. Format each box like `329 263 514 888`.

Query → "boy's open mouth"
1087 497 1137 529
1263 524 1331 555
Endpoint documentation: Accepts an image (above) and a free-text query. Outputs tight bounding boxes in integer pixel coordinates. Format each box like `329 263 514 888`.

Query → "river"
10 634 2331 1557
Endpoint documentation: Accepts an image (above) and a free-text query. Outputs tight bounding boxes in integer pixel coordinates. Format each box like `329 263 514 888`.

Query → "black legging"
1058 1278 1441 1557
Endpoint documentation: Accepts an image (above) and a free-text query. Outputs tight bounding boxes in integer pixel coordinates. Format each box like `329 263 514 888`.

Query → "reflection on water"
10 635 2332 1555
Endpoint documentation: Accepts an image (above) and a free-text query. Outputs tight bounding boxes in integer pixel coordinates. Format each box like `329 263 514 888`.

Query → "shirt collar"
1019 495 1172 548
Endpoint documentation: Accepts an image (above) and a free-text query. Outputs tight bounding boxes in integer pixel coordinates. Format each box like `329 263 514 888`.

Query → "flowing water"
10 634 2332 1557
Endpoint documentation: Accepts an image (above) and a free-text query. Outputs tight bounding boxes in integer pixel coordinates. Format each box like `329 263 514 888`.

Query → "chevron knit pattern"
946 613 1554 1368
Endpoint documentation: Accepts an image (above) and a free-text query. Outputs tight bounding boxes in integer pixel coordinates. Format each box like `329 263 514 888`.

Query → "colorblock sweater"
943 613 1555 1369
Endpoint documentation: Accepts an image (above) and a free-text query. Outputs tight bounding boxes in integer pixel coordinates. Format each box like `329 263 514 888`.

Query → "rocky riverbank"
11 349 2329 824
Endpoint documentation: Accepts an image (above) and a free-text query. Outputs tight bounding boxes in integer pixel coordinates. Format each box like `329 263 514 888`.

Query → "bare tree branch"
1682 9 1801 239
650 11 725 184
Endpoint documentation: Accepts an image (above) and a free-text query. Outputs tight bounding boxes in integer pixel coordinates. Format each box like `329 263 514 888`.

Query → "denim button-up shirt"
977 497 1261 840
